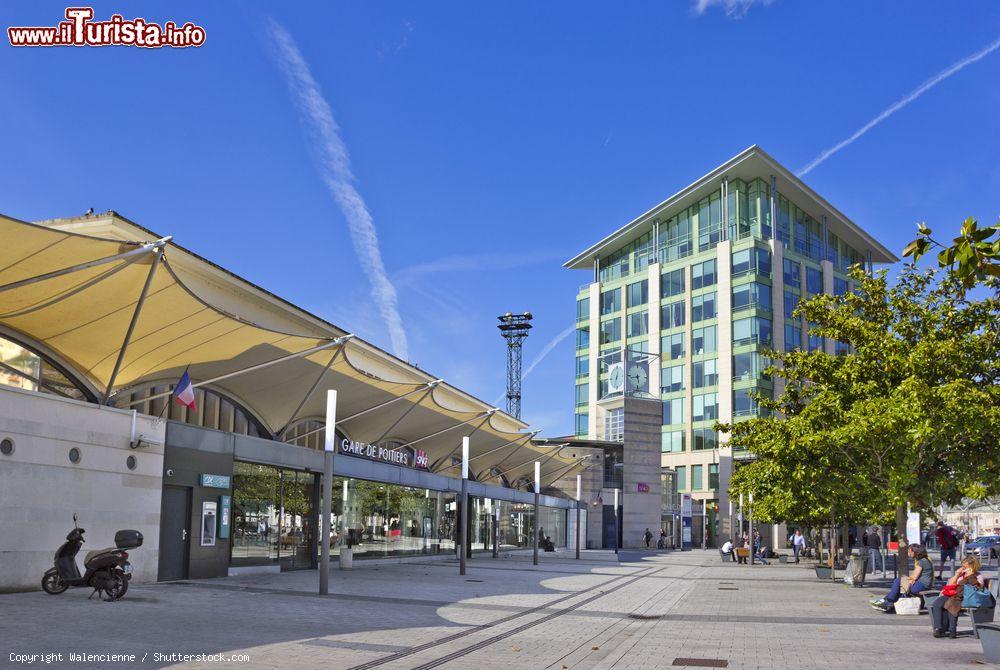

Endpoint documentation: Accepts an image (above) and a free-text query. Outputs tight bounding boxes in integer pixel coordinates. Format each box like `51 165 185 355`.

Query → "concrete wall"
0 386 164 592
621 397 663 548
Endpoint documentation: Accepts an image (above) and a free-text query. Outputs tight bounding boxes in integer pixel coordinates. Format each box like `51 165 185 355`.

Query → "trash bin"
845 554 868 587
979 623 1000 663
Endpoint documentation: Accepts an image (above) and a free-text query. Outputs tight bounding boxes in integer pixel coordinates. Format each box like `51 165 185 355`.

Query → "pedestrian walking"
935 521 959 580
644 528 653 548
789 529 806 563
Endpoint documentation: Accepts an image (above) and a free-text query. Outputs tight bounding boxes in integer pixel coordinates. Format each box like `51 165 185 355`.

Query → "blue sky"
2 1 998 436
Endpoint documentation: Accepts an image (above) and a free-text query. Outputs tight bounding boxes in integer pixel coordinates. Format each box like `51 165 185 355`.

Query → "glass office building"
565 146 896 546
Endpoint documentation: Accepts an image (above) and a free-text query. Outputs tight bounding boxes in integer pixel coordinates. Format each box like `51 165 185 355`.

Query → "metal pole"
748 493 754 567
460 437 469 576
0 237 169 295
575 474 582 560
705 501 710 550
278 345 345 438
533 461 540 566
120 337 350 406
492 500 499 559
320 390 337 595
614 488 619 555
103 251 162 402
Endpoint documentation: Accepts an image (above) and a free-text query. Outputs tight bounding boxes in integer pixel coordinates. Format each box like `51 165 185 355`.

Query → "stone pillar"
769 240 785 400
587 282 600 438
821 260 835 355
716 240 733 427
622 397 663 548
647 262 662 396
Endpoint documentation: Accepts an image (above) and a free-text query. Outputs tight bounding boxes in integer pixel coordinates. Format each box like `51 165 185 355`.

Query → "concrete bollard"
339 546 353 570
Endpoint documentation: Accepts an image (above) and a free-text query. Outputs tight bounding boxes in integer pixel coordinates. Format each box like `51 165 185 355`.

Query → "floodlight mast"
497 312 533 419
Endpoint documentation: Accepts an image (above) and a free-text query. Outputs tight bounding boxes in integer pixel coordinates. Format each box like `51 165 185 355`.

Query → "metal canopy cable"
102 250 162 402
340 380 440 422
366 385 435 449
0 238 169 294
540 456 590 488
430 412 495 472
488 431 538 473
116 337 348 406
395 410 493 450
493 443 568 480
472 431 539 480
276 339 350 438
286 381 439 443
469 431 538 465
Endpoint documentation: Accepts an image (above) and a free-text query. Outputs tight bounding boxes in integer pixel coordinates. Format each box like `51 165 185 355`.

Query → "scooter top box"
114 530 143 549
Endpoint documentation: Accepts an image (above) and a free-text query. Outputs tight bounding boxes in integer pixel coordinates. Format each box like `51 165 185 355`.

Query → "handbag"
894 597 922 615
941 583 959 598
961 584 995 609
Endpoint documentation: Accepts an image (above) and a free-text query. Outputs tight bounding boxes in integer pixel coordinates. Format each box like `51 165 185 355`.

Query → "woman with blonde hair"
931 555 985 638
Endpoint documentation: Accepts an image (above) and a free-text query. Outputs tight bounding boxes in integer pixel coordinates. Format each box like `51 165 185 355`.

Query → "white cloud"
377 19 415 58
393 250 562 284
798 35 1000 177
692 0 775 19
265 18 409 360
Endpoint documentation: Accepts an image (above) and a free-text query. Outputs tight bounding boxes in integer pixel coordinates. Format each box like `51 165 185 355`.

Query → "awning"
0 213 586 488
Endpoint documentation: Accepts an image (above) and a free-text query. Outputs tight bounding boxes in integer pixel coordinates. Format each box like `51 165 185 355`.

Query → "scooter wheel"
103 572 128 601
42 569 68 595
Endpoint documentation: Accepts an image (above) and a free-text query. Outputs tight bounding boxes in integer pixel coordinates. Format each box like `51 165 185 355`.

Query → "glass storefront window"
231 462 315 569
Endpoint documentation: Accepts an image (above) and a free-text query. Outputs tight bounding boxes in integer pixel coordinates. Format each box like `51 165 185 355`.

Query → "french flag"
173 369 196 411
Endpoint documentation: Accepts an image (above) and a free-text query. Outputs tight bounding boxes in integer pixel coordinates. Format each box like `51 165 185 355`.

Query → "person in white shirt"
790 529 807 563
721 539 736 562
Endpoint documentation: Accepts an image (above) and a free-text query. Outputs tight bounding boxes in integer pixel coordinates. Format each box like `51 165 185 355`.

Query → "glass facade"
231 461 568 566
0 335 88 401
576 173 870 500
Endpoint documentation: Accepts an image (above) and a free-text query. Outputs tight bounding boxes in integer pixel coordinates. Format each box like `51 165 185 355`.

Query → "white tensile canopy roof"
0 212 585 489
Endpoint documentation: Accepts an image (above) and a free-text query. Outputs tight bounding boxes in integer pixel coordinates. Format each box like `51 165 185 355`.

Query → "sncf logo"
414 450 429 469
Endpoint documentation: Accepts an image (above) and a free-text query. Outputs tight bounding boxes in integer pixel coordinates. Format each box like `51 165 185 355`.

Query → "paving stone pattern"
2 550 995 669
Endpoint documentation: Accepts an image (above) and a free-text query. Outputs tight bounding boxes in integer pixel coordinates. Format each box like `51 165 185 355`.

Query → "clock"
627 364 648 392
607 362 625 393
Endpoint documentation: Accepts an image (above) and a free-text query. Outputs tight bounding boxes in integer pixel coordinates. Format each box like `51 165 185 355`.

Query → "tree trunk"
895 505 908 579
830 513 837 581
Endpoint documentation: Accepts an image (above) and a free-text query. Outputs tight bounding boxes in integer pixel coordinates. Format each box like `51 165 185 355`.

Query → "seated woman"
870 544 934 612
930 555 985 638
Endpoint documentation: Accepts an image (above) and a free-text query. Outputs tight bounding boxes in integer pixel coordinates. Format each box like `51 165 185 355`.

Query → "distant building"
565 146 896 547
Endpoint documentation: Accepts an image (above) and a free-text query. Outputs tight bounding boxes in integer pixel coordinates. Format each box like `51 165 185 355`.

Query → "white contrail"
265 18 408 360
798 35 1000 177
493 324 576 406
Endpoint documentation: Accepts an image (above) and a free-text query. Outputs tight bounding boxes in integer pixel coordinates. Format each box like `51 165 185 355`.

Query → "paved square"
2 550 995 669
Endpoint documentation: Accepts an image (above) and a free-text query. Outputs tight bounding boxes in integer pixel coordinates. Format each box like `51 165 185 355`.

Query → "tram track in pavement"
346 562 701 670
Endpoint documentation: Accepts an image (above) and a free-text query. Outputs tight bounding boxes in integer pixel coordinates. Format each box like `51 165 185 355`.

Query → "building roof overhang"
0 211 588 489
564 145 898 270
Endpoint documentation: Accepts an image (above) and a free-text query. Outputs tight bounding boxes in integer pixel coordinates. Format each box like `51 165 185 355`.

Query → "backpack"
940 526 958 550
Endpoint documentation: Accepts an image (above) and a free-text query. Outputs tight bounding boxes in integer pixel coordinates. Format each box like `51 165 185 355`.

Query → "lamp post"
533 461 540 566
319 390 337 595
493 499 500 559
460 436 469 576
575 474 582 560
614 487 619 555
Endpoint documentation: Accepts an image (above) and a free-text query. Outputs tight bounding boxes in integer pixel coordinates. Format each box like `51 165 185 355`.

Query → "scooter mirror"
73 513 78 526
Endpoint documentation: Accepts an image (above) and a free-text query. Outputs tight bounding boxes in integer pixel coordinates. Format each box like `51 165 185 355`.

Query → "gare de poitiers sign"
339 437 429 470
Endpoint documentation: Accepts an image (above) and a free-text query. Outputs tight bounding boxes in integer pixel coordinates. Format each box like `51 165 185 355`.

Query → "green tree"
904 217 1000 287
721 264 1000 568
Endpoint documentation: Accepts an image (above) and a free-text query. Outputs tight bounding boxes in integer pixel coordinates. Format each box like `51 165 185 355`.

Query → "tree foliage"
721 263 1000 526
904 217 1000 287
